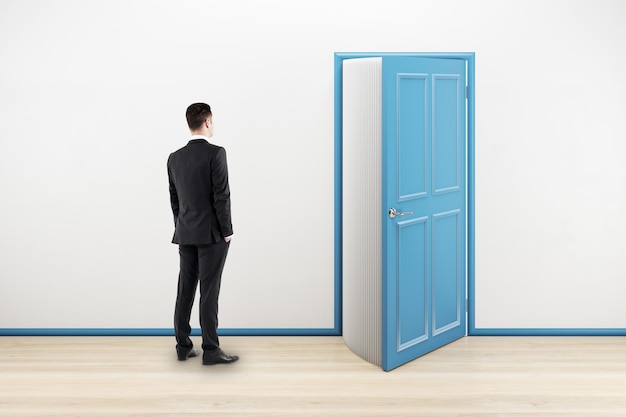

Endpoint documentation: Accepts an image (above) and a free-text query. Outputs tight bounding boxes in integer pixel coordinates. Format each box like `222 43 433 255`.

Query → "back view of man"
167 102 238 365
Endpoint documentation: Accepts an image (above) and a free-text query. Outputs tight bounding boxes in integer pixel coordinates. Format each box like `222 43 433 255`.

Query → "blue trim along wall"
470 328 626 336
0 328 340 336
333 54 345 337
334 52 476 337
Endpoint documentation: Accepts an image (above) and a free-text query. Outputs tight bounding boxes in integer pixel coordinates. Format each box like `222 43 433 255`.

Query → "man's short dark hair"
186 103 212 130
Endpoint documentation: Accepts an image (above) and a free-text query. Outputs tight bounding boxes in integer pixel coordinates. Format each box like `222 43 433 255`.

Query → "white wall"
1 0 625 331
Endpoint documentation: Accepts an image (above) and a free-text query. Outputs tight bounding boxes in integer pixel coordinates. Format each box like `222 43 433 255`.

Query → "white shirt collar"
190 135 210 141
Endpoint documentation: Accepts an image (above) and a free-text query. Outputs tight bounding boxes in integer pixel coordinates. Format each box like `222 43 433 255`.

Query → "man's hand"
224 235 233 243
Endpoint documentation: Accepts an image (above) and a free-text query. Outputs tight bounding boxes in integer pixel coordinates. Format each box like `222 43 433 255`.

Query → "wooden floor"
2 336 626 416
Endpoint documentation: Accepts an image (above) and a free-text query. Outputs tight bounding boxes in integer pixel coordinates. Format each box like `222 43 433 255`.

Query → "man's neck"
190 134 209 140
190 128 208 137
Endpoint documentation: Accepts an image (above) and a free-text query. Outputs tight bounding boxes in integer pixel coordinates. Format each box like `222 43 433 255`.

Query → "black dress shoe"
202 349 239 365
177 347 199 361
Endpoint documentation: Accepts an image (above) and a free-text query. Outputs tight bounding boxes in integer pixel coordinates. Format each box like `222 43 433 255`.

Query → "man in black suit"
167 103 238 365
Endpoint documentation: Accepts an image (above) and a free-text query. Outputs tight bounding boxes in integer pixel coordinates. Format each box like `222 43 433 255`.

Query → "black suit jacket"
168 138 233 245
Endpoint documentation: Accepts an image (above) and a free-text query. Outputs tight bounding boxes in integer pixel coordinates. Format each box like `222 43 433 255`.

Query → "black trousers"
174 241 230 354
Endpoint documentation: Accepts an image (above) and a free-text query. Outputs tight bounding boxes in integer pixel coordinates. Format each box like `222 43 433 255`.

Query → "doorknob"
389 207 413 219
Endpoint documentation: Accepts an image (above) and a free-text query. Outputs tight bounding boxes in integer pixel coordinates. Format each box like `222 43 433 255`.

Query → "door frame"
334 52 476 336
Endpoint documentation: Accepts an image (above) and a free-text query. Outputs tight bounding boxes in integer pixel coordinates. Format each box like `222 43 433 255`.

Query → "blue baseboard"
0 328 341 336
4 327 624 337
470 328 626 336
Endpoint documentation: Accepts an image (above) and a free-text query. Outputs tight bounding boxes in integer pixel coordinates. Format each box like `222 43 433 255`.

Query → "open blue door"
382 56 467 371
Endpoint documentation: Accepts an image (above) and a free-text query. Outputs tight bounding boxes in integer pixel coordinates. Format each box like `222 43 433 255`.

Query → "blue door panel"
397 217 428 349
433 75 462 194
397 75 428 201
432 210 462 335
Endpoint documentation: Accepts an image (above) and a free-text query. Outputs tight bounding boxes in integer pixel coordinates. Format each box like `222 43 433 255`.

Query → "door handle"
389 207 413 219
